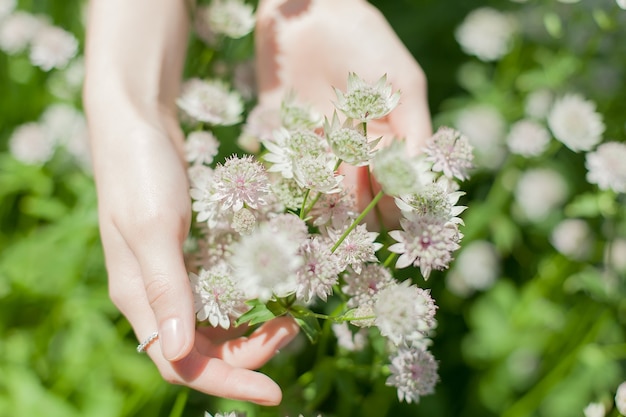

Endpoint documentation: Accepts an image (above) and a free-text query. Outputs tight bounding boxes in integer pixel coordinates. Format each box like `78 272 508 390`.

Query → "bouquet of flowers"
177 71 474 405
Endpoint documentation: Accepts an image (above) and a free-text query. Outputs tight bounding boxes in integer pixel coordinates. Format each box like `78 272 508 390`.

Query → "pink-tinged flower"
343 263 395 309
332 322 367 352
374 280 437 346
177 78 243 125
334 73 400 122
585 142 626 193
185 130 220 165
310 191 357 229
267 213 309 245
230 223 302 302
29 24 78 71
328 224 382 274
0 11 45 54
211 155 271 212
506 119 551 157
547 94 605 152
8 122 55 165
395 179 466 225
388 212 461 279
296 237 341 302
386 346 439 404
231 207 256 235
190 263 248 328
424 127 474 181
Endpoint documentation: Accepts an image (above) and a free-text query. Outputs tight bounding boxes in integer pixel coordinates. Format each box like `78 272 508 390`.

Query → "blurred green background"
1 1 625 417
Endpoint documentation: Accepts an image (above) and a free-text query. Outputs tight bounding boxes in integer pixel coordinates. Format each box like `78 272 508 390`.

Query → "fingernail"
160 318 186 361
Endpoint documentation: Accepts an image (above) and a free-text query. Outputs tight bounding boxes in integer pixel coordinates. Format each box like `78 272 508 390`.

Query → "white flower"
550 219 592 261
446 240 499 297
295 237 341 302
29 25 78 71
455 7 516 61
374 280 437 347
343 263 395 309
0 0 15 20
609 239 626 273
506 119 551 157
237 103 280 153
372 141 432 196
185 130 220 165
616 381 626 415
211 155 271 212
40 103 84 145
230 223 302 302
583 402 605 417
525 89 554 119
514 168 568 222
328 224 382 274
389 212 461 279
386 346 439 404
395 179 466 225
281 93 323 130
0 11 45 54
585 142 626 193
292 154 343 194
334 73 400 122
263 128 328 179
324 113 377 167
196 0 255 41
455 104 506 169
178 78 244 125
310 191 357 229
424 126 474 181
190 263 248 328
618 0 626 10
231 207 256 235
332 322 366 352
8 122 55 165
547 94 605 152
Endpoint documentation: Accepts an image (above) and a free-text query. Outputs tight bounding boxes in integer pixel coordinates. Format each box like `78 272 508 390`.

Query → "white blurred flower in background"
455 7 517 62
195 0 255 44
8 122 55 165
177 78 244 125
525 89 554 120
618 0 626 10
506 119 551 157
583 402 605 417
585 141 626 193
514 168 568 222
446 240 500 297
0 0 15 20
547 94 605 152
615 381 626 415
0 11 45 54
551 219 593 261
455 104 506 169
609 239 626 273
29 24 78 71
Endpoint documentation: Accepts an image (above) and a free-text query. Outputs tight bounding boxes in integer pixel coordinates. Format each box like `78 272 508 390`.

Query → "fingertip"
159 316 195 361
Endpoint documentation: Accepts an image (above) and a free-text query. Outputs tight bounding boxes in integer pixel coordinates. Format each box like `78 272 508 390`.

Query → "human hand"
255 0 432 227
83 0 299 404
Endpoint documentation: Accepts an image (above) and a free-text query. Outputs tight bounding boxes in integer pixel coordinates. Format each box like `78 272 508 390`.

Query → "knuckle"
144 275 175 309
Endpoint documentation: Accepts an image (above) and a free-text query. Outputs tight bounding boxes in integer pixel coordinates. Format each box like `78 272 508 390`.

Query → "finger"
197 317 300 369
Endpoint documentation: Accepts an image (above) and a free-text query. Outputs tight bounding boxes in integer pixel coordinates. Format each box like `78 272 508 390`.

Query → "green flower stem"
383 252 398 268
168 388 189 417
331 190 385 253
300 189 311 220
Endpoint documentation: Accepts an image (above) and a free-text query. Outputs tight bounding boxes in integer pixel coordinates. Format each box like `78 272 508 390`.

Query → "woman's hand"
255 0 432 227
83 0 299 404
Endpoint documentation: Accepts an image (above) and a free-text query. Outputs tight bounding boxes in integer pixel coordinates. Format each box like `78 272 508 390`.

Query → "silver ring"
137 331 159 353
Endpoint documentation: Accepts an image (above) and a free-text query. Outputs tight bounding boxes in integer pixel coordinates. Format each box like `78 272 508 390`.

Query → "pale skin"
83 0 431 405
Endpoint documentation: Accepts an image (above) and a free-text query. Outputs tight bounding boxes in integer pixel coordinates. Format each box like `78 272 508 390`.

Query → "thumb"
130 223 195 361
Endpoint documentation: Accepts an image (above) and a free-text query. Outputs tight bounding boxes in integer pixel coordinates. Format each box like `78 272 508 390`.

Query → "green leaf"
235 299 277 327
290 306 322 343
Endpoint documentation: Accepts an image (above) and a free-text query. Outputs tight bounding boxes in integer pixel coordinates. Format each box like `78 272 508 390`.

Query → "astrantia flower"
178 78 244 125
263 128 328 179
0 11 45 54
395 180 466 225
547 94 605 152
211 155 271 211
616 381 626 415
270 177 306 211
332 322 367 352
525 89 553 119
328 224 382 274
514 168 568 222
281 93 323 130
374 280 437 346
334 73 400 122
0 0 15 20
200 0 255 40
29 25 78 71
238 103 280 153
230 223 302 302
455 7 516 61
231 207 256 235
424 127 474 181
550 219 592 261
386 346 439 404
585 142 626 193
446 240 499 297
190 263 248 328
372 141 432 196
343 263 395 309
583 402 605 417
506 119 551 157
455 104 506 170
293 154 342 194
296 237 341 302
310 191 357 229
324 112 378 166
185 131 220 165
8 122 55 165
388 212 461 279
267 213 309 246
